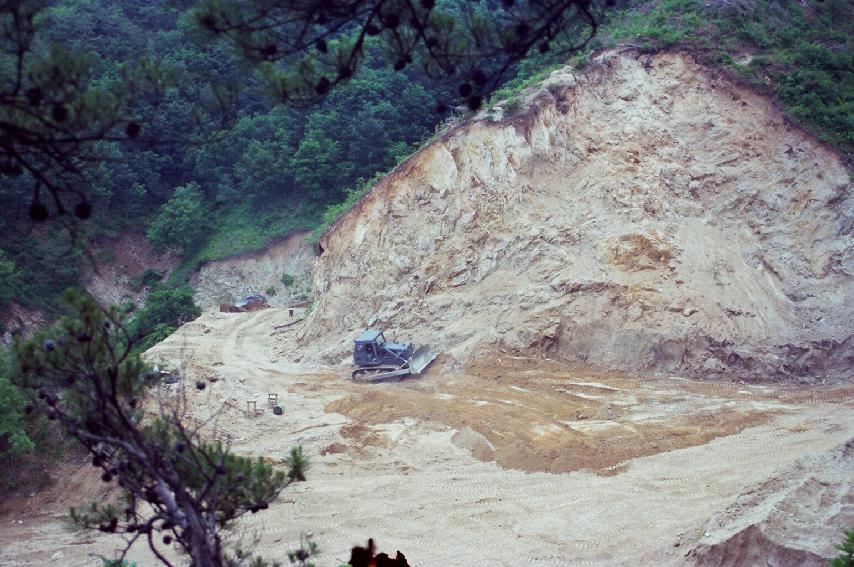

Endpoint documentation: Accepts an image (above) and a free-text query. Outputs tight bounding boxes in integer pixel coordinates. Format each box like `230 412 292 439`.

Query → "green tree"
832 530 854 567
13 290 306 566
291 132 345 201
0 349 34 456
147 183 209 252
127 285 201 344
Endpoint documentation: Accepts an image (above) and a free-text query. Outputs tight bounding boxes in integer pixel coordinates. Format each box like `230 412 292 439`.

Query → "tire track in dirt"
18 308 848 566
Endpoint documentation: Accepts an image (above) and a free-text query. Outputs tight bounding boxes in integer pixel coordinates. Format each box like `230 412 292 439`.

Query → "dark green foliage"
129 269 164 292
0 228 82 318
775 43 853 151
281 274 295 287
13 290 304 565
0 349 34 457
147 183 209 253
125 285 201 351
832 530 854 567
132 322 178 354
284 446 311 482
196 0 600 108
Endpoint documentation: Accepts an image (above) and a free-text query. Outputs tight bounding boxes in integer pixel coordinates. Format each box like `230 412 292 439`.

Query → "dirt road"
2 308 850 566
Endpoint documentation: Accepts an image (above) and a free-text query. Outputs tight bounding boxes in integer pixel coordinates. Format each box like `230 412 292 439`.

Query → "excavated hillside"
298 50 853 382
5 50 853 567
190 230 314 310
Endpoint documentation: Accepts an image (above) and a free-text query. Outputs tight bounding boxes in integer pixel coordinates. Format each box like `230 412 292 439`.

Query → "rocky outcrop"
688 438 854 566
297 50 853 381
191 231 314 310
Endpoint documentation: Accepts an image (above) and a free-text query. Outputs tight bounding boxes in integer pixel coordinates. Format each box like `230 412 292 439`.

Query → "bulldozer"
351 328 436 383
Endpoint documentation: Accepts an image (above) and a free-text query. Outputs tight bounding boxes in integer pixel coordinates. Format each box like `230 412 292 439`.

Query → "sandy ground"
2 307 850 566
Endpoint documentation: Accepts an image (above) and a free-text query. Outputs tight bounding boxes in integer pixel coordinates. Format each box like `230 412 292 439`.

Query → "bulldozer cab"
353 329 391 366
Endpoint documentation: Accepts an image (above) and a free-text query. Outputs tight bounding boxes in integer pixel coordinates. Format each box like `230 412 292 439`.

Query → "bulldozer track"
10 307 851 567
351 366 408 383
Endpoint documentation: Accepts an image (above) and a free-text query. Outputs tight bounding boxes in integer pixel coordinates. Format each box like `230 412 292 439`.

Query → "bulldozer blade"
408 345 437 375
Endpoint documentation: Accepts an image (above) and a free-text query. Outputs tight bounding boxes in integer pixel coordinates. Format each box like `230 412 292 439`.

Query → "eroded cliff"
297 50 852 381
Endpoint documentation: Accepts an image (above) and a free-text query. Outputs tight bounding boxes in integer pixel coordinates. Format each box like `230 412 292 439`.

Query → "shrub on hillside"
129 268 163 291
126 285 201 351
147 183 209 253
832 530 854 567
0 349 33 457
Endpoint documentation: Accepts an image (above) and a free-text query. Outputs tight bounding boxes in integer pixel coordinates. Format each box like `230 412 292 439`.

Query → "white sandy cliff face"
191 230 314 309
302 51 852 381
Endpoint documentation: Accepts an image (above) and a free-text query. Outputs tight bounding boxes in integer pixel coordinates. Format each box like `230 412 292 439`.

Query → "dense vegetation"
0 349 33 457
0 0 448 320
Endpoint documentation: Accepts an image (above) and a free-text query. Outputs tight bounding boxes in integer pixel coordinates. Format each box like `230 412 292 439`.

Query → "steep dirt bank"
689 438 853 566
83 229 179 307
190 231 314 309
299 50 852 382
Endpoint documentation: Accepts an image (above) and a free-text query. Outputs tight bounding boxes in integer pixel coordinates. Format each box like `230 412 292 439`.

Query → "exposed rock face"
191 231 314 310
299 51 852 381
689 438 854 566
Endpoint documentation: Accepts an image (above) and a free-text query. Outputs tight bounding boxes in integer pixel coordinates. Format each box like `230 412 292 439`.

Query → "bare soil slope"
83 229 179 307
302 50 852 381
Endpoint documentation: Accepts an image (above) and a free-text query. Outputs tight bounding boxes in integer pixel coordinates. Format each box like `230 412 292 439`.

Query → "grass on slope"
167 199 321 286
605 0 853 156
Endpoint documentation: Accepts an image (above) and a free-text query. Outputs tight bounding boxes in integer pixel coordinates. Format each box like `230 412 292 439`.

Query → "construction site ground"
1 307 851 566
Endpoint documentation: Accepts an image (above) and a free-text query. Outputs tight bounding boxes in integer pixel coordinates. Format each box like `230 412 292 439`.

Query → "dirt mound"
689 438 854 566
451 426 496 461
191 231 313 310
298 50 852 381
